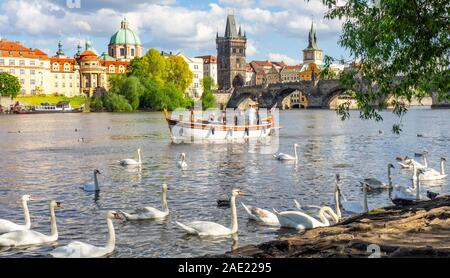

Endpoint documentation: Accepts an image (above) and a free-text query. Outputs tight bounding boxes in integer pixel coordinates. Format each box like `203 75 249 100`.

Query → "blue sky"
0 0 349 65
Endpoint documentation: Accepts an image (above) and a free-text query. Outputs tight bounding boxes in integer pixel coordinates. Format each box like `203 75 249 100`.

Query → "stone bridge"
226 79 447 109
227 79 363 109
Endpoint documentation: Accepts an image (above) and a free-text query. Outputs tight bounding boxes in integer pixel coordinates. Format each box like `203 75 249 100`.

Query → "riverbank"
218 196 450 258
15 95 86 108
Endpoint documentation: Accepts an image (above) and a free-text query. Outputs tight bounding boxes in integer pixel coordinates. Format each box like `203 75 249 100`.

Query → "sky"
0 0 350 65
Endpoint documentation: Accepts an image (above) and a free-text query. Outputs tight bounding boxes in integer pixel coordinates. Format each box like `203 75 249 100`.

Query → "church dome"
109 19 142 46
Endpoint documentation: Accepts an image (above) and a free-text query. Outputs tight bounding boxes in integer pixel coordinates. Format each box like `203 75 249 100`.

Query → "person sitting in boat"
209 112 217 123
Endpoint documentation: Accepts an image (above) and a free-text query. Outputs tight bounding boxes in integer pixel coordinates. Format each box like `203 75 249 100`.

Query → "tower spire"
225 14 238 38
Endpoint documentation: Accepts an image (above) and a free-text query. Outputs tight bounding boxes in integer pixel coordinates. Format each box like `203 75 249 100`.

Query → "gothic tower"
303 21 323 65
216 14 247 90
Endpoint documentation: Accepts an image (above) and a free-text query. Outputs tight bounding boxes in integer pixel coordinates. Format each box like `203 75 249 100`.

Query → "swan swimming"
50 211 121 258
416 157 447 181
82 169 101 192
293 199 322 215
176 189 245 236
0 200 62 247
361 163 394 190
392 166 424 205
0 195 33 234
119 149 142 166
338 177 369 214
274 177 341 230
397 152 428 170
118 184 170 220
177 153 188 170
241 202 280 226
273 143 299 161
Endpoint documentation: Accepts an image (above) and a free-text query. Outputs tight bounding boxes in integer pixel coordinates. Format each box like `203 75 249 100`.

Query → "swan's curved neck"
230 195 238 234
137 150 141 164
49 204 58 240
334 186 342 220
94 171 99 191
412 163 417 181
105 217 115 252
294 146 298 160
416 177 420 200
162 189 168 212
22 199 31 229
363 185 368 212
319 207 339 225
441 160 445 175
423 156 428 168
387 165 392 186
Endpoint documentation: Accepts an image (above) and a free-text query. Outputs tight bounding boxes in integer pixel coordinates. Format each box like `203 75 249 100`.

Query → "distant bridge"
225 79 448 109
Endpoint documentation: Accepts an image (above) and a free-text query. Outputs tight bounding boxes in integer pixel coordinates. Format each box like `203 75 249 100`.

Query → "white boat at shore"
163 109 276 144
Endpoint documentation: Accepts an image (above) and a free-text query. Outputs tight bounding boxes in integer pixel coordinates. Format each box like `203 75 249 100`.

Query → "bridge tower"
303 21 323 66
216 14 247 90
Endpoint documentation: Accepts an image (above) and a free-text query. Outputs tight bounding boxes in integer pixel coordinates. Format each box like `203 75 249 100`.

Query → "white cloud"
267 53 299 65
246 40 258 57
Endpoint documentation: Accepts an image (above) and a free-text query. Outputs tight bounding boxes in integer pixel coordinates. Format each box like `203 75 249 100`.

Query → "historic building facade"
49 42 80 97
216 14 247 90
0 39 51 95
196 55 217 87
108 19 143 61
302 22 323 66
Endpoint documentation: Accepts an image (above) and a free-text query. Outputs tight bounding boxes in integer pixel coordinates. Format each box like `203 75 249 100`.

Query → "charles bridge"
217 79 448 109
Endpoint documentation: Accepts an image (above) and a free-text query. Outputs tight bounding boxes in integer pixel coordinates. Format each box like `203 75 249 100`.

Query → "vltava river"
0 109 448 257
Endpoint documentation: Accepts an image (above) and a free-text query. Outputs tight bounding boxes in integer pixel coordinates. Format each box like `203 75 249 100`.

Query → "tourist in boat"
248 105 257 125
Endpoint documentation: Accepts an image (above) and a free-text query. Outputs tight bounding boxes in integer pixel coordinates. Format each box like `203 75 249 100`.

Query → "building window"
131 49 135 57
19 60 25 66
9 59 15 66
30 60 35 66
30 69 35 75
109 65 115 73
30 79 35 85
55 83 58 88
20 79 25 85
62 74 65 79
194 65 199 70
194 74 198 79
70 83 72 88
10 69 15 74
119 66 125 73
52 63 59 71
120 48 125 56
62 83 65 88
0 59 4 65
55 74 58 79
20 69 25 75
111 48 115 57
64 63 70 72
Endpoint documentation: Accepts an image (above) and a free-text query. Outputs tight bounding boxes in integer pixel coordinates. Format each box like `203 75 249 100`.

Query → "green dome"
109 20 142 45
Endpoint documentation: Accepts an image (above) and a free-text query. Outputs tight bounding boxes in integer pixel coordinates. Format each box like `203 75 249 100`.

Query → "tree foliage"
201 76 217 110
320 0 450 133
166 55 194 93
0 72 21 98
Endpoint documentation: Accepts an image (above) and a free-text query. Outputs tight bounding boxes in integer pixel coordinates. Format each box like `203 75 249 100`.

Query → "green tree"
128 57 146 77
141 48 167 84
103 93 133 112
166 55 194 93
119 76 143 110
0 72 21 98
201 76 216 109
320 0 450 133
90 96 104 112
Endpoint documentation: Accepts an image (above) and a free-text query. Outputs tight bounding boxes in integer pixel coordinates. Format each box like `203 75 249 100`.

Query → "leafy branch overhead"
319 0 449 133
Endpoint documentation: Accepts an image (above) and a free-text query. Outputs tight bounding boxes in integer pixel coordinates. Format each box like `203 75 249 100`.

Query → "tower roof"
109 18 142 45
225 14 238 38
305 21 320 50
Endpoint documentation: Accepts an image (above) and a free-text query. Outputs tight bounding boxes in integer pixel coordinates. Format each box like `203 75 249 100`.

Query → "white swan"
293 199 322 215
361 163 394 190
392 166 423 205
0 200 62 247
417 158 447 181
241 202 279 226
274 206 339 230
273 143 299 161
274 177 342 230
119 149 142 166
0 195 33 234
176 189 245 236
397 154 427 170
339 180 369 214
177 153 188 170
50 211 120 258
118 184 170 220
82 169 101 192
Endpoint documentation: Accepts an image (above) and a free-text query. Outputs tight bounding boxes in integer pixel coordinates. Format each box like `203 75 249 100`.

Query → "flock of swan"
0 145 446 258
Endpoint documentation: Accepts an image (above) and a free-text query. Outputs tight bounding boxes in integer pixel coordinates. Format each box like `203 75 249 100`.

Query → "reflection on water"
0 109 449 257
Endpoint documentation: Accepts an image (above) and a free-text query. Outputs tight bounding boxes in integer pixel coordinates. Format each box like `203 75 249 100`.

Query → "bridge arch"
321 87 352 109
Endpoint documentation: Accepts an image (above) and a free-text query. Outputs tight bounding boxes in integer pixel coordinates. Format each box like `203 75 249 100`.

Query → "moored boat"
163 108 276 144
13 102 83 114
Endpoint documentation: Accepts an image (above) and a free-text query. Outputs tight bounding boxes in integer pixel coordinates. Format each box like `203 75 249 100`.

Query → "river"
0 108 448 257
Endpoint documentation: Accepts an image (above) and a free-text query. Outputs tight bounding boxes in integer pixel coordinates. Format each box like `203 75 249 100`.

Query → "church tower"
303 21 323 65
216 14 247 90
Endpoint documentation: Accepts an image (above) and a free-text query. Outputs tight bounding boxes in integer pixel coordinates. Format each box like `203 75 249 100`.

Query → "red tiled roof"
195 55 217 64
50 57 77 72
0 39 49 60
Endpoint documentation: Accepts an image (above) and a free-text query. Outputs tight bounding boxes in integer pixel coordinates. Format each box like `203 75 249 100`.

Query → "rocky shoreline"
219 196 450 258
